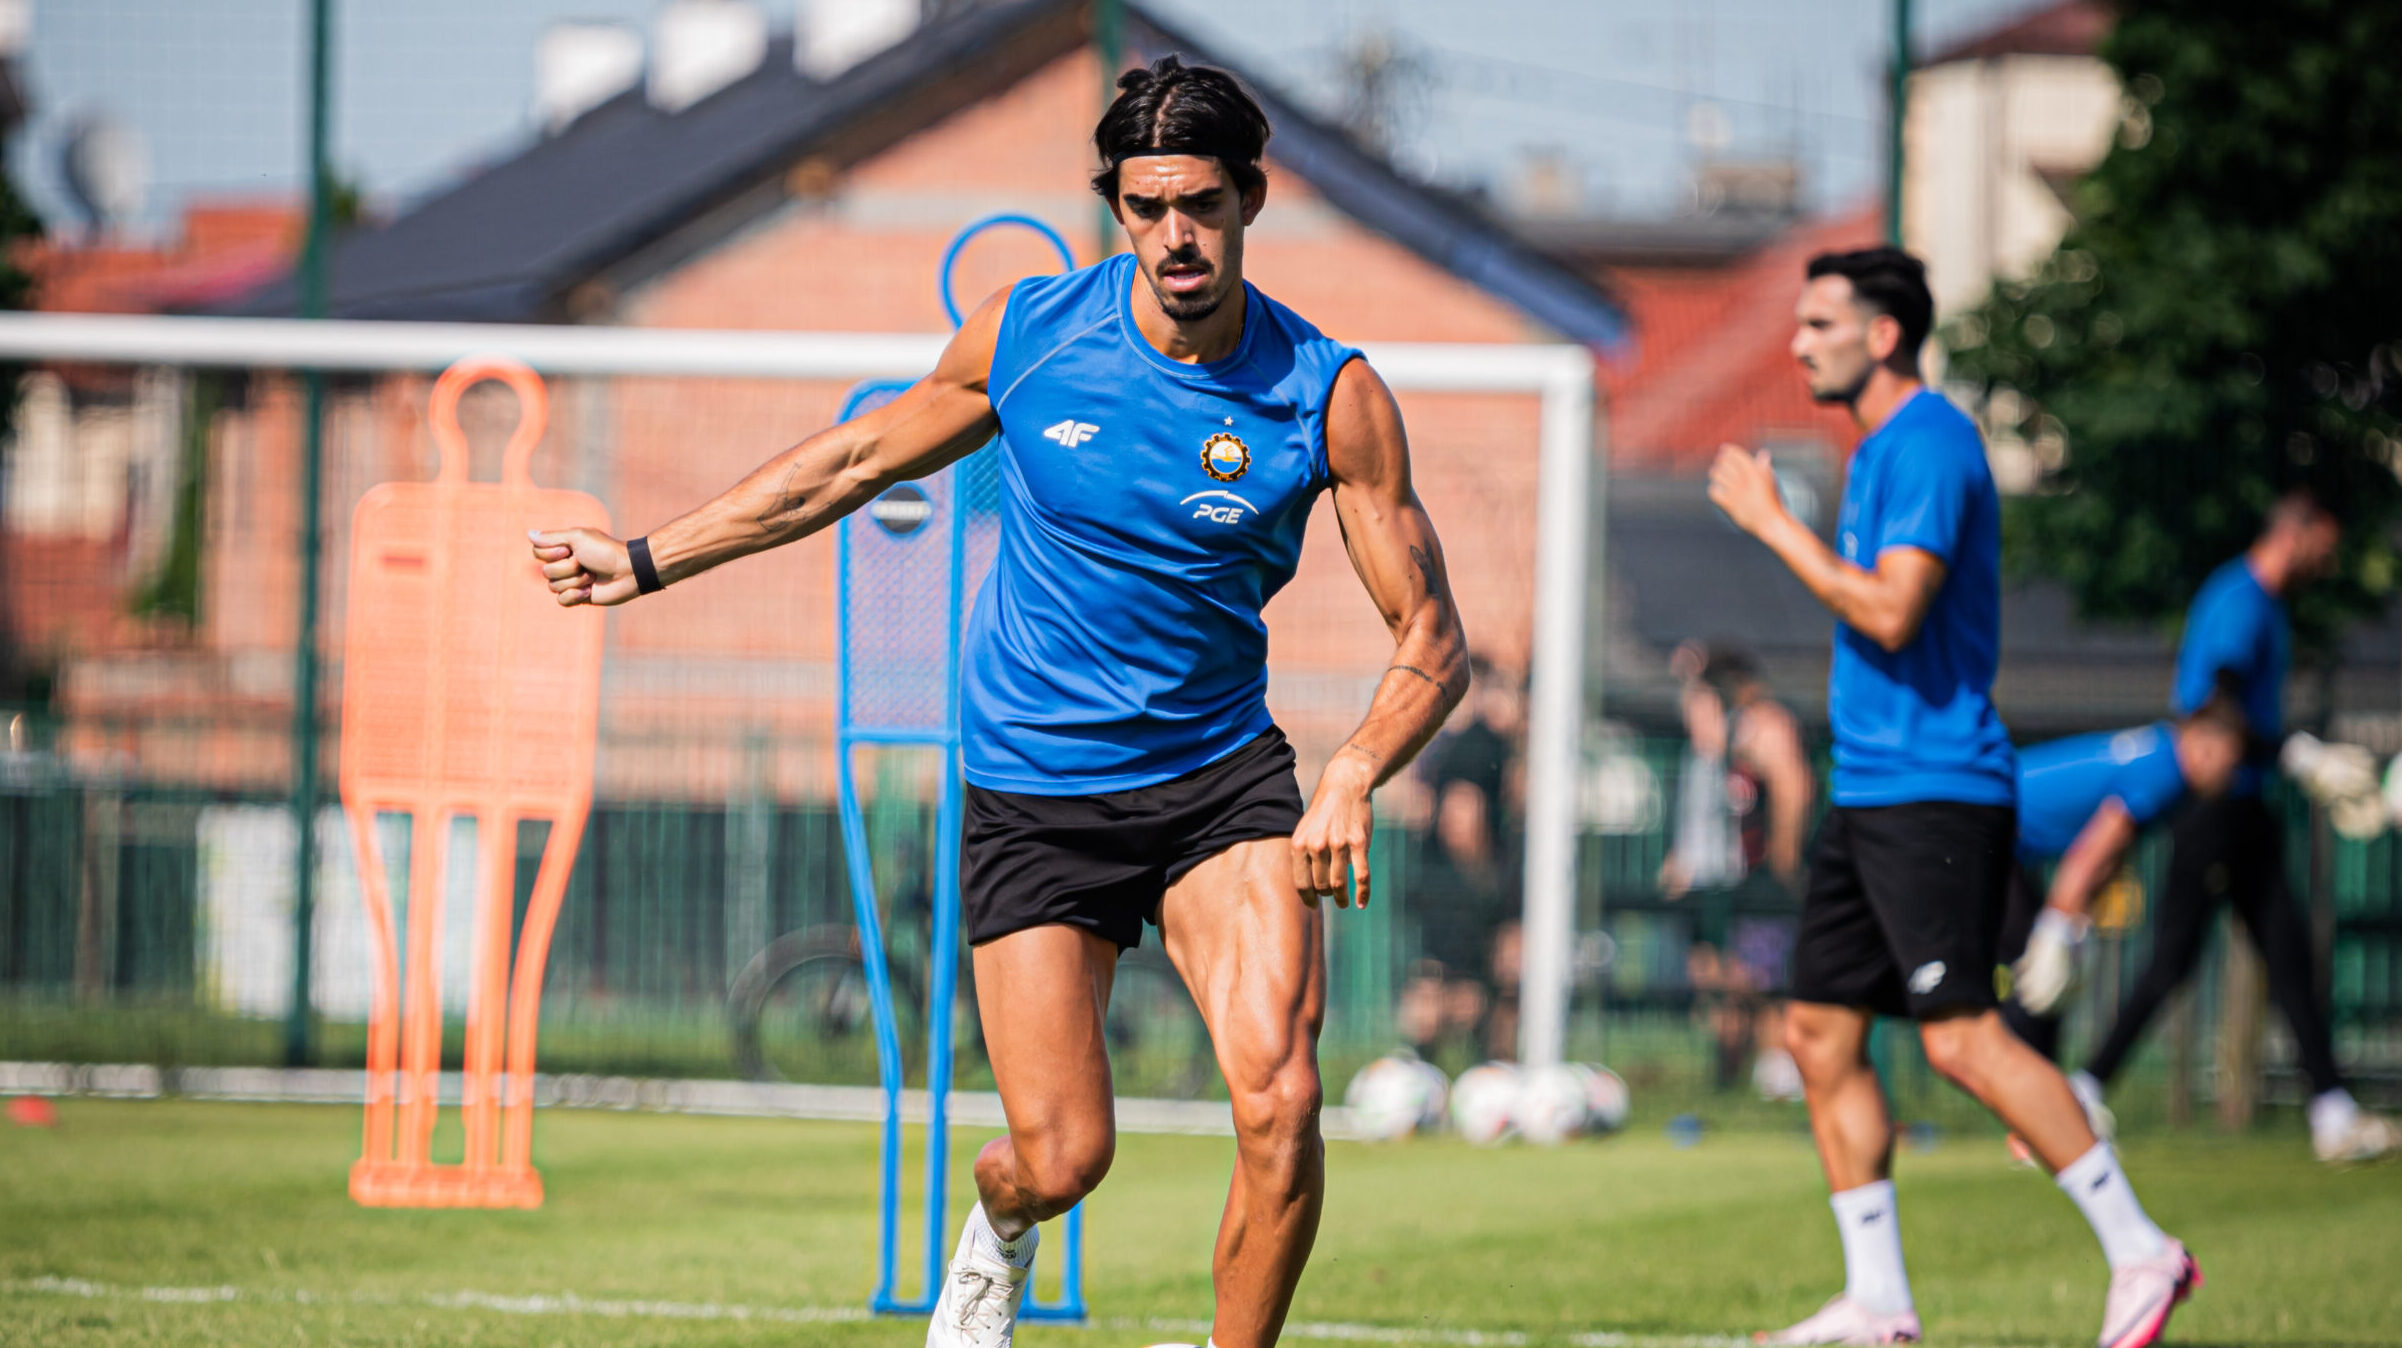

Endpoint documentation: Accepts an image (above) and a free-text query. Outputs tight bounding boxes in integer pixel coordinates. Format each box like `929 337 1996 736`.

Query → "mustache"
1160 248 1211 271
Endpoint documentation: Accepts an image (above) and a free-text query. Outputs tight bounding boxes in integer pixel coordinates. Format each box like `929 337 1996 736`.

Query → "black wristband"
628 536 664 595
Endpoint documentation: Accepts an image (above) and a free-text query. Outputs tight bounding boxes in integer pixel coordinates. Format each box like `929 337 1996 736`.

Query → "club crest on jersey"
1201 431 1251 482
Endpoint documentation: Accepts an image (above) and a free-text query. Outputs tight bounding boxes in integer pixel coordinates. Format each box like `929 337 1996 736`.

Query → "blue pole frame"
838 208 1085 1326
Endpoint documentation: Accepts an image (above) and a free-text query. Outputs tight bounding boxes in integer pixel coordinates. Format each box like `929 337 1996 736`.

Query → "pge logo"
1182 490 1254 526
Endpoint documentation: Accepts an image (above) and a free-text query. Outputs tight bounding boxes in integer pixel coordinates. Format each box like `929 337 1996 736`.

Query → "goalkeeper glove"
2012 907 2090 1017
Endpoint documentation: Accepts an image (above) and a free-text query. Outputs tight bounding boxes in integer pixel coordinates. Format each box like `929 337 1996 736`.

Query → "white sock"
2056 1142 2167 1268
2309 1087 2360 1142
1829 1180 1913 1314
969 1203 1036 1268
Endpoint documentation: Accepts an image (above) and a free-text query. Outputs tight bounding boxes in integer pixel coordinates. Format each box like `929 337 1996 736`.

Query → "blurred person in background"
2000 695 2251 1064
1660 643 1813 900
1404 655 1526 1062
1988 696 2250 1163
1712 246 2193 1348
2070 491 2399 1165
1660 642 1814 1091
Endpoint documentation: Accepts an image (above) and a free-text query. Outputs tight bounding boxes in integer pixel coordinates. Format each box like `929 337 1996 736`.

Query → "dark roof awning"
216 0 1628 351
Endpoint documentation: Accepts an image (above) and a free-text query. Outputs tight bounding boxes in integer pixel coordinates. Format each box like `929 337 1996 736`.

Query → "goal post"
0 311 1602 1078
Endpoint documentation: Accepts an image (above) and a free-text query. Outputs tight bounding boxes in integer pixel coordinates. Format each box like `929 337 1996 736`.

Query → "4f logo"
1043 420 1099 448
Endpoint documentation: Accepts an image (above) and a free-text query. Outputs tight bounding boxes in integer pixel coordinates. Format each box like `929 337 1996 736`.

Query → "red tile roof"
22 200 299 315
1926 0 2109 65
1598 205 1885 473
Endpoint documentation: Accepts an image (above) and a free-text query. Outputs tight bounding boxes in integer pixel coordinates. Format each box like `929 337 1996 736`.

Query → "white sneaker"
2097 1237 2199 1348
2313 1110 2402 1164
925 1208 1035 1348
2069 1070 2117 1144
1755 1294 1922 1344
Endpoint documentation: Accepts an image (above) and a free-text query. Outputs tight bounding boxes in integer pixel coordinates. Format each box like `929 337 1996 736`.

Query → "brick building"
134 0 1638 798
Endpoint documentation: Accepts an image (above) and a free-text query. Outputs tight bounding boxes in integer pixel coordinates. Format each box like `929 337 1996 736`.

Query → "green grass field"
3 1099 2398 1347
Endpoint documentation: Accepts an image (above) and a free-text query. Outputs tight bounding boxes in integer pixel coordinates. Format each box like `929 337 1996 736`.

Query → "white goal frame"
0 311 1603 1071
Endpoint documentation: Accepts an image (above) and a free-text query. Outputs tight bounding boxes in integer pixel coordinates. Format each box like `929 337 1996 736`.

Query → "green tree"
1944 0 2402 652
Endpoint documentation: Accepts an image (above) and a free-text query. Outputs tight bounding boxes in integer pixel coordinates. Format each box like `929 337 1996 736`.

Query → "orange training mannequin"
340 355 607 1208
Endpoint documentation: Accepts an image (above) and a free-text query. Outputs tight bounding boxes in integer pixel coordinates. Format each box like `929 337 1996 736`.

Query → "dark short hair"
1698 645 1761 698
1805 247 1934 356
2268 483 2340 534
1090 55 1270 201
2183 689 2249 740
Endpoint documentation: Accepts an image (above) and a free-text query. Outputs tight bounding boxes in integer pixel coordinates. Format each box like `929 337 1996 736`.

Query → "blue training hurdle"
835 214 1086 1323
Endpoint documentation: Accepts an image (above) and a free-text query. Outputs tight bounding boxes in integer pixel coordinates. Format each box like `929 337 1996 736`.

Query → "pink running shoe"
1755 1295 1923 1345
2098 1238 2201 1348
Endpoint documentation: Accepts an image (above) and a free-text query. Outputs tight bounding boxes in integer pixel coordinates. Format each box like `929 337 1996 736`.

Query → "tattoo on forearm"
1384 662 1469 701
1408 542 1446 594
1339 742 1385 766
1386 664 1467 699
756 461 810 531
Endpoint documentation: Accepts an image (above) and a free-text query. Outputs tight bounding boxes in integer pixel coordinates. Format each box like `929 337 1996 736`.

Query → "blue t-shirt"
2015 722 2189 859
2174 557 2286 795
961 253 1359 793
1825 389 2016 807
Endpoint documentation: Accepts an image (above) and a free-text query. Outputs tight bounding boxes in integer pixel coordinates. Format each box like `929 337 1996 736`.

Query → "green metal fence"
5 711 2400 1127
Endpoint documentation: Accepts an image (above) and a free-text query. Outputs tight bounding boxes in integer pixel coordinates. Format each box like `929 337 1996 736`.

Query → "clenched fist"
1706 443 1785 538
529 528 641 607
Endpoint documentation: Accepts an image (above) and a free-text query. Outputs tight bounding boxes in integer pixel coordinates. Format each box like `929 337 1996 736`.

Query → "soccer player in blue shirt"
531 58 1469 1348
1997 700 2249 1073
1712 248 2195 1348
2070 493 2399 1164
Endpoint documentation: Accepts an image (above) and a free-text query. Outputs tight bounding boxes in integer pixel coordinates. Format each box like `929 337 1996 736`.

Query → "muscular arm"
531 288 1010 604
2045 799 2139 920
1707 446 1946 653
1289 358 1470 906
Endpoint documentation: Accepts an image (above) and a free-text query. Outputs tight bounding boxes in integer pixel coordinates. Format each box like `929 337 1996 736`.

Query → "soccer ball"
1516 1064 1593 1145
1449 1061 1522 1145
1579 1063 1631 1133
1343 1054 1449 1141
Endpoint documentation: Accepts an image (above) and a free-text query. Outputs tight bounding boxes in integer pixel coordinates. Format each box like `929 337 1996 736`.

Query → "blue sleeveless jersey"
961 252 1361 794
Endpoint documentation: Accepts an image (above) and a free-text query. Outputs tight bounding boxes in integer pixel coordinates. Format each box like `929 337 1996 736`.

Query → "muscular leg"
1917 1008 2096 1171
2084 801 2227 1086
1157 837 1326 1348
970 925 1121 1239
1786 1001 1892 1192
2226 804 2345 1096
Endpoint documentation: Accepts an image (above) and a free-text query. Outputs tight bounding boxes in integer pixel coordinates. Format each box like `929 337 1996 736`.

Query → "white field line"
1 1276 1763 1346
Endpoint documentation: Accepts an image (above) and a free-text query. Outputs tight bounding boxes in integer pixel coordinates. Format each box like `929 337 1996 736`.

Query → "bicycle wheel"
729 926 926 1083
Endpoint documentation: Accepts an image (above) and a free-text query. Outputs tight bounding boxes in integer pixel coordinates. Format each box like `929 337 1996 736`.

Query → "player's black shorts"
1789 801 2016 1019
961 727 1306 950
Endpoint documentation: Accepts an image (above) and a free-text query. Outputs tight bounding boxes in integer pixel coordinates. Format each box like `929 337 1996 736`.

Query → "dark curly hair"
1090 54 1270 201
1805 247 1934 355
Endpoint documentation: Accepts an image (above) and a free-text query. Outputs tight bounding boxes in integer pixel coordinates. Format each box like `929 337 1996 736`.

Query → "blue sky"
16 0 2049 239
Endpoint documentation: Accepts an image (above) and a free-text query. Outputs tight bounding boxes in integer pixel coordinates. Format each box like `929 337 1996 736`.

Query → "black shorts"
961 728 1306 950
1789 802 2015 1019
